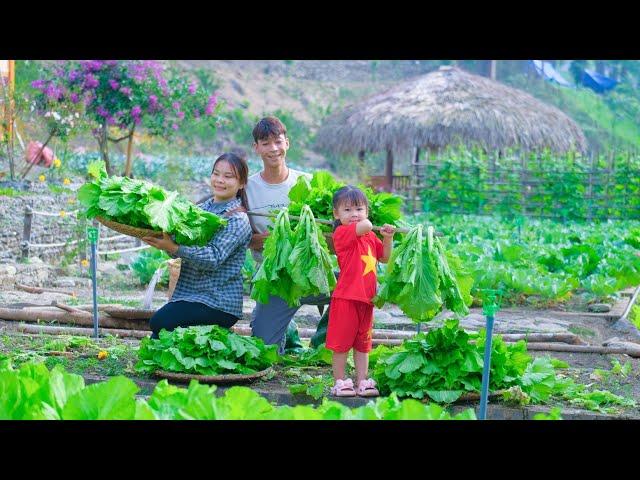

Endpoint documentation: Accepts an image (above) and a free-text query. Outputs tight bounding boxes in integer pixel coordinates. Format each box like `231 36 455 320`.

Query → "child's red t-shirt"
332 223 384 305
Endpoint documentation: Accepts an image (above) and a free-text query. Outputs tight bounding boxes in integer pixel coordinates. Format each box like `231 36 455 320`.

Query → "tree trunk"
385 149 394 192
97 121 111 175
123 126 136 177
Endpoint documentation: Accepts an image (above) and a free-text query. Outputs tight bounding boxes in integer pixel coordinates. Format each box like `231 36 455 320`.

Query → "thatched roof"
315 66 587 154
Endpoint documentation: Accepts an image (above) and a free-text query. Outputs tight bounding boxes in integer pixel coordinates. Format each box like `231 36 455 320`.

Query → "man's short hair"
252 116 287 143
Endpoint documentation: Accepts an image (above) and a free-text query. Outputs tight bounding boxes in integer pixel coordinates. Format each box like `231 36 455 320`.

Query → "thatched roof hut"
316 66 587 190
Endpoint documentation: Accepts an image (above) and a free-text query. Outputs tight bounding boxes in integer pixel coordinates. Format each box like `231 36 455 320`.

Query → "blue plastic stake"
87 227 99 339
479 289 501 420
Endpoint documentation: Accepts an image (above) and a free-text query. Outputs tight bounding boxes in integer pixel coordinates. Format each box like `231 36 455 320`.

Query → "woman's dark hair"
211 152 249 211
332 185 369 230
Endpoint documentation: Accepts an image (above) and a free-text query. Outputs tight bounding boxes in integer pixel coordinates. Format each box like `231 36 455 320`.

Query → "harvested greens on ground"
375 224 472 322
135 325 278 376
77 160 226 246
252 207 336 307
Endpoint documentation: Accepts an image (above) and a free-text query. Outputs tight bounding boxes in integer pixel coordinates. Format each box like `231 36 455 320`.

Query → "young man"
246 116 325 353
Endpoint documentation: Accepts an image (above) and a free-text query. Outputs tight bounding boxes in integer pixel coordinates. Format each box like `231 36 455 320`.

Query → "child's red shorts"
326 298 374 353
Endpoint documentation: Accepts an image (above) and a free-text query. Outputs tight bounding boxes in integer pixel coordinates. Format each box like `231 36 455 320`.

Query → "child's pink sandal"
330 378 357 397
356 378 379 397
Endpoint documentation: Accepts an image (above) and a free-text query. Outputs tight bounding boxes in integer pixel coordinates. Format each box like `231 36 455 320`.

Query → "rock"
15 259 50 286
589 303 611 313
52 277 76 288
0 264 17 276
611 318 640 341
0 263 18 287
97 262 120 276
602 337 640 350
373 311 392 323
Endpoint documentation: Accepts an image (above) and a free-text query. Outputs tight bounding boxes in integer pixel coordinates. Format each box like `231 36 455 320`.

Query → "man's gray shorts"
250 293 329 354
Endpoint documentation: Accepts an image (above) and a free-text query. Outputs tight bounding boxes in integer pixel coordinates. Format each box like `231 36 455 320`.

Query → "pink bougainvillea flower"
120 86 132 96
84 74 99 89
80 60 104 72
172 123 179 130
177 111 185 120
188 82 197 95
109 79 120 90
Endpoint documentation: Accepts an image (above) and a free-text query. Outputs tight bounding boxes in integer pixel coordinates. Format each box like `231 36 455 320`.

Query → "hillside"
8 60 640 178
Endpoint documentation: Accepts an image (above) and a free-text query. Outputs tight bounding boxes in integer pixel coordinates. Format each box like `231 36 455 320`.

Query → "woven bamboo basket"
167 258 181 300
95 216 163 240
154 366 273 384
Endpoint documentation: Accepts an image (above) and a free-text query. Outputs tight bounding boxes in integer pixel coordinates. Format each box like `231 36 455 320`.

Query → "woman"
142 152 252 338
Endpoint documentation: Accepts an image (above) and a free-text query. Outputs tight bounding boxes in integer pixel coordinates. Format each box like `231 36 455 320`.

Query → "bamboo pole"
524 342 640 358
14 323 149 339
247 211 411 234
15 283 76 296
0 307 149 330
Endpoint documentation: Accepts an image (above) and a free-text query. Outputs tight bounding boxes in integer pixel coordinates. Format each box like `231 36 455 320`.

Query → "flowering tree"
30 60 223 176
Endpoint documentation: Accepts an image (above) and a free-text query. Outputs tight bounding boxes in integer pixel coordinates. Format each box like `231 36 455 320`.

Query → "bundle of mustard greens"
287 171 403 232
374 224 473 323
77 160 226 246
252 206 336 307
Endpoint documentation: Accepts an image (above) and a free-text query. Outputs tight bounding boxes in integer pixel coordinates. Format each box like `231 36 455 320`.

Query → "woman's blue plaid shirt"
171 197 252 318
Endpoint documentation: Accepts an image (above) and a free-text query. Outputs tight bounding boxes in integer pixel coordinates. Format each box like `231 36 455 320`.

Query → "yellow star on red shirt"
361 246 377 276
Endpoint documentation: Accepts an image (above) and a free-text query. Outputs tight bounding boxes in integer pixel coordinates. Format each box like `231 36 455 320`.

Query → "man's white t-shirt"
246 167 311 262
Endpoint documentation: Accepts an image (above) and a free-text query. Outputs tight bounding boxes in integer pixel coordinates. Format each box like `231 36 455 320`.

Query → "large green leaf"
61 377 139 420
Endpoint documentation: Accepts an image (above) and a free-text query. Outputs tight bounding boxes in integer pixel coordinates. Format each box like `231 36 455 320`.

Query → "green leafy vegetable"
287 205 336 304
78 160 226 246
252 207 336 307
251 208 300 306
130 249 170 286
287 170 403 231
135 325 278 376
375 224 472 322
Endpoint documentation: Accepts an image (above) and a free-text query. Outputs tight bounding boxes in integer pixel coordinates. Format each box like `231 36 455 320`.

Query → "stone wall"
0 182 137 263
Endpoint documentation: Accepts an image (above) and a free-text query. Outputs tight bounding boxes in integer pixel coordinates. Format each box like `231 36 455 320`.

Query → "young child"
326 185 395 397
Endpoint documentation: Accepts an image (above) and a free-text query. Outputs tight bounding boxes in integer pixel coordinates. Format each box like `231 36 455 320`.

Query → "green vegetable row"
411 213 640 302
0 357 476 420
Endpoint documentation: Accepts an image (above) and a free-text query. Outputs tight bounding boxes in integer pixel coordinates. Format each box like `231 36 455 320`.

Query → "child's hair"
252 116 287 143
211 152 249 210
332 185 369 230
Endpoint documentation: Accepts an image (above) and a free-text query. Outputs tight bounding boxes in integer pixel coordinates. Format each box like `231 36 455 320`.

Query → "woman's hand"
142 232 179 255
379 224 396 239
